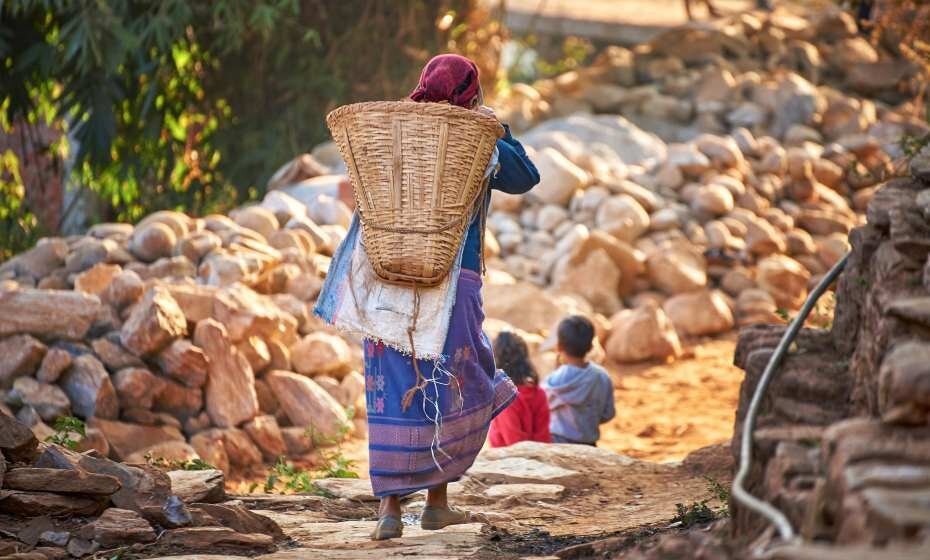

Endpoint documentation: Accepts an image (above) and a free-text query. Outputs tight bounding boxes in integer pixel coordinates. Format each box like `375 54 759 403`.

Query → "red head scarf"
409 54 481 108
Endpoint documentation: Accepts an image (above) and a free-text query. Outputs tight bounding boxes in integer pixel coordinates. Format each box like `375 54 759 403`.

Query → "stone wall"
728 153 930 553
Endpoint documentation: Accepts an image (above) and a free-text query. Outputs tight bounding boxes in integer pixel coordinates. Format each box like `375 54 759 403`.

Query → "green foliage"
45 415 85 449
672 500 717 528
259 405 358 494
262 456 335 496
0 148 42 260
704 476 730 517
671 477 730 528
776 292 836 330
505 35 595 84
145 454 215 471
900 131 930 164
0 0 477 250
304 405 360 480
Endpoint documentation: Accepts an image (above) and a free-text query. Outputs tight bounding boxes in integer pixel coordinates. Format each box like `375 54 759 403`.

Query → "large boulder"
524 114 667 168
483 282 564 335
0 334 46 389
0 412 38 463
89 417 186 461
157 340 209 388
112 367 164 410
605 304 682 363
194 319 259 428
290 332 352 378
264 370 349 442
120 287 188 356
0 289 101 340
663 290 735 337
8 377 71 422
243 415 288 462
756 255 811 310
552 248 622 316
528 147 588 206
646 244 707 295
59 355 119 420
129 222 177 263
231 206 279 240
596 195 650 242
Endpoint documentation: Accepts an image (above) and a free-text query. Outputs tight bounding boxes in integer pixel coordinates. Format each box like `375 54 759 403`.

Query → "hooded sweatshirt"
542 363 615 444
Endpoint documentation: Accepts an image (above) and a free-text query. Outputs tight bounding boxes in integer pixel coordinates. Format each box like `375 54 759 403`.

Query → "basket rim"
325 100 504 138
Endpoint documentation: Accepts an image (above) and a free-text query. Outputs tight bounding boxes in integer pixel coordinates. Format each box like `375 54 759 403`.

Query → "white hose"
731 253 849 547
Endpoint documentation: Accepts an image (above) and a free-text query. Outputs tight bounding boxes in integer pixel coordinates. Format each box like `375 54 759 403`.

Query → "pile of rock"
436 8 923 368
0 187 366 475
0 412 284 558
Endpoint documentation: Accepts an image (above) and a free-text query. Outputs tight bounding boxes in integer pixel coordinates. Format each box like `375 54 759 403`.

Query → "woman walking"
316 54 539 540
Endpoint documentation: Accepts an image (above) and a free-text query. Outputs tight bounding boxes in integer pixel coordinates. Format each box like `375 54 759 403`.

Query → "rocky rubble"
0 181 367 477
435 7 922 370
616 123 930 558
0 412 284 558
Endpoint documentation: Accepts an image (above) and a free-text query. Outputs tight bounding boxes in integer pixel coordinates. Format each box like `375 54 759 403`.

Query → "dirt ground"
601 335 743 463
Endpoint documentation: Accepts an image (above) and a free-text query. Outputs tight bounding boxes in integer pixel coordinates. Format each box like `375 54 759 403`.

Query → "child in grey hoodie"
542 315 615 446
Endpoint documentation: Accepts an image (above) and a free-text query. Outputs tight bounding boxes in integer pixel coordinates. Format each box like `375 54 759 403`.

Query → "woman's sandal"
420 505 488 530
371 515 403 540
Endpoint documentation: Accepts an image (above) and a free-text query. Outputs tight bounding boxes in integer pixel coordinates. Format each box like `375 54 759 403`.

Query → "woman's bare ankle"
425 483 449 509
379 495 402 518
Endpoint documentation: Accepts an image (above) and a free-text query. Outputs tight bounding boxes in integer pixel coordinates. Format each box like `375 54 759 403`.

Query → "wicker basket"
326 101 504 287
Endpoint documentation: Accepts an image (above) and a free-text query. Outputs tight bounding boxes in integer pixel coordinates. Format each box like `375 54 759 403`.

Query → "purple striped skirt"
363 270 517 497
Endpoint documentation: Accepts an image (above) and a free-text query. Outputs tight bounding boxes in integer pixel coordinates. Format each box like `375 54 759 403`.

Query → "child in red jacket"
489 331 551 447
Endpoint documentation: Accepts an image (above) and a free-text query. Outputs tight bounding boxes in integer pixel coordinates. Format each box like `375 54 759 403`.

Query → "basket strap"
392 119 403 209
424 121 451 280
459 134 489 205
340 126 373 212
432 122 449 208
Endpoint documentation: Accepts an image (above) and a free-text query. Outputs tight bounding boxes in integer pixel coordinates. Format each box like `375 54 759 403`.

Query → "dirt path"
601 335 742 463
210 337 741 560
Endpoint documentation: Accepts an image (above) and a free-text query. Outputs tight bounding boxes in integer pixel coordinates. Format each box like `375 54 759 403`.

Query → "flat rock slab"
92 507 157 547
484 483 566 501
312 478 379 501
145 557 248 560
468 457 589 488
310 478 425 502
3 467 121 495
0 289 101 340
158 527 275 551
0 490 106 516
168 470 226 504
478 441 637 470
256 520 484 560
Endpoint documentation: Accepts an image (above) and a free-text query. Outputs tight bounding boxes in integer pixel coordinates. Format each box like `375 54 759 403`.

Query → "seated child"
489 331 551 447
542 315 615 446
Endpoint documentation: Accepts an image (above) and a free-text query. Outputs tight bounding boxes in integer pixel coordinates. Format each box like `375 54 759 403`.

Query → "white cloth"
332 237 463 360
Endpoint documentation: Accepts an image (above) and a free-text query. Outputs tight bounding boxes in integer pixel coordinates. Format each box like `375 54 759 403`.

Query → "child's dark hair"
557 315 595 359
493 331 538 386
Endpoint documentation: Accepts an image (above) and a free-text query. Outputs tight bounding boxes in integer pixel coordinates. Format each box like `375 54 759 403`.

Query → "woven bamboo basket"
326 100 504 287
